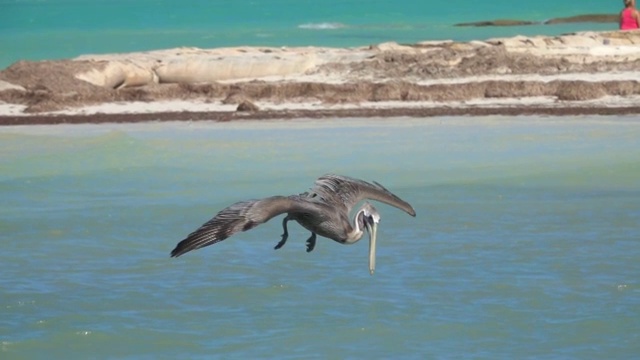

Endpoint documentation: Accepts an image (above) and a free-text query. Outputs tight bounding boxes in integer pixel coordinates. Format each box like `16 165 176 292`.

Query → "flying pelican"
170 174 416 274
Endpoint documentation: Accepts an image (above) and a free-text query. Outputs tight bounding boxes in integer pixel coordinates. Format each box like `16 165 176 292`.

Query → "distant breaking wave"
298 22 347 30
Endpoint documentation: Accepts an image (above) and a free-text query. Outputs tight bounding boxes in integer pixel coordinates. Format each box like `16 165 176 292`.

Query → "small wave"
298 22 346 30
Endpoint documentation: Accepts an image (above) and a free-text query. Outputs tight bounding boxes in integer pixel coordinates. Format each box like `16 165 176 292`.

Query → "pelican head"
357 202 380 275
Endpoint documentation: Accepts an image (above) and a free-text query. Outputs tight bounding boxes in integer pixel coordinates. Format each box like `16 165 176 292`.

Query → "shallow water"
1 117 639 358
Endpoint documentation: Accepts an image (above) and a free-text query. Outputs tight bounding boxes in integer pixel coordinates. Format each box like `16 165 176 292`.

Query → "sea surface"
1 116 639 358
0 0 621 68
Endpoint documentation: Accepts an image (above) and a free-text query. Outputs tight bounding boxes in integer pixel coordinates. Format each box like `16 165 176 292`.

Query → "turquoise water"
1 0 619 68
1 117 639 358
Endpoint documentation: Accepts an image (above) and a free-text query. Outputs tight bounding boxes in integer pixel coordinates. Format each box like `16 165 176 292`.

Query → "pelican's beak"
365 220 378 275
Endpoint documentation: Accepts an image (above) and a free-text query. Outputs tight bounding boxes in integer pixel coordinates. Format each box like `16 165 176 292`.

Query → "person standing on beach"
620 0 640 30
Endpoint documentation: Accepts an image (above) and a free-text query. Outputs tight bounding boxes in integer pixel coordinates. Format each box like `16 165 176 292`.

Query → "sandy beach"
1 30 640 125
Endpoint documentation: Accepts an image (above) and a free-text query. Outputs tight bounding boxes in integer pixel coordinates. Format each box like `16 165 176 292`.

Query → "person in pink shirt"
620 0 640 30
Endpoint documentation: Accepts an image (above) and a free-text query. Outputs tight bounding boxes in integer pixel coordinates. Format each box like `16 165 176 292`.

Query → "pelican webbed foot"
275 216 291 250
306 232 317 253
274 234 287 250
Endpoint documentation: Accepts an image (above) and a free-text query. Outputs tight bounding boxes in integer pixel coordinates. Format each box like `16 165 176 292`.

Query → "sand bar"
1 30 640 124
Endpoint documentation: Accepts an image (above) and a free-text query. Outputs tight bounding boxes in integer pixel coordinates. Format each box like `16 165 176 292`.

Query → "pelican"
170 174 416 274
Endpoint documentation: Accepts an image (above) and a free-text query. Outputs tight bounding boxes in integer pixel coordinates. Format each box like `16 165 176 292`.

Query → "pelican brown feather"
170 174 416 274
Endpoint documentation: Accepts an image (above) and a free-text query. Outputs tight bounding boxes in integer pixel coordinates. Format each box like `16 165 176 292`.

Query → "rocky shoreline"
1 30 640 124
454 13 618 27
2 106 640 126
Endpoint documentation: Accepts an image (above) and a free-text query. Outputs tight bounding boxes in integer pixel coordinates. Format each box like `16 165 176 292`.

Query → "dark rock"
236 100 259 112
455 19 537 27
544 14 618 24
456 13 618 27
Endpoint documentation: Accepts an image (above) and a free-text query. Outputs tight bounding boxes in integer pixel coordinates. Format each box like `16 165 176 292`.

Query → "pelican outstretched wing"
310 174 416 217
171 195 310 257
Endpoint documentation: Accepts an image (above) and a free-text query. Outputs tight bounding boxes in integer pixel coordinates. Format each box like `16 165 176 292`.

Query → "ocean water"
1 117 639 358
0 0 620 69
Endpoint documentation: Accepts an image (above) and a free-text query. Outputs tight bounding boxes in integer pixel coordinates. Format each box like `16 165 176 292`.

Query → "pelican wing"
171 195 308 257
310 174 416 216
